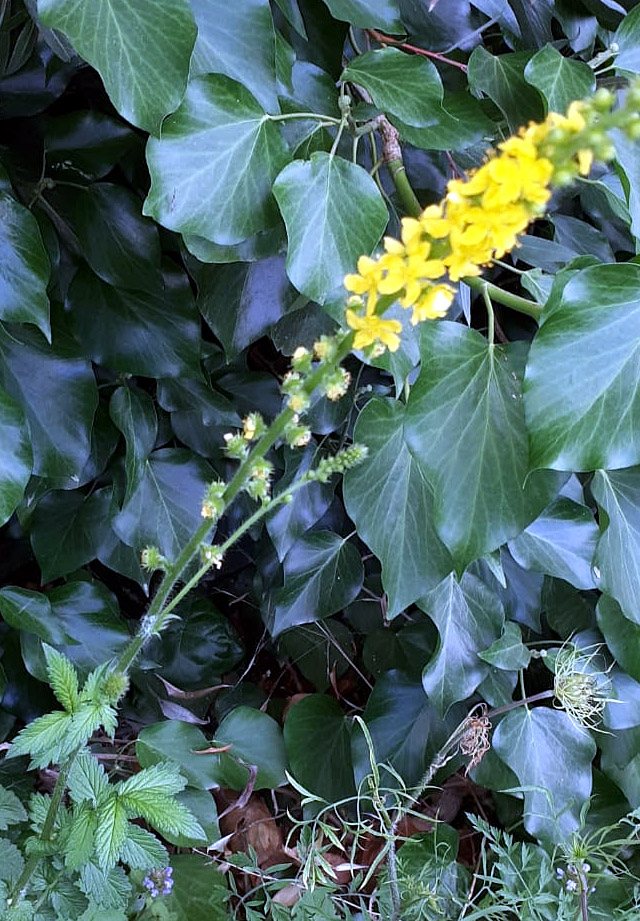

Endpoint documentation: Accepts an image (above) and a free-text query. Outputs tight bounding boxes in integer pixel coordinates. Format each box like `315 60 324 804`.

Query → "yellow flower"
410 285 454 324
345 308 403 352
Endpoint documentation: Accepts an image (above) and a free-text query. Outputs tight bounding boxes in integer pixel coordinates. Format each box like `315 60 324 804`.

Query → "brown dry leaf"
215 789 284 867
272 884 301 907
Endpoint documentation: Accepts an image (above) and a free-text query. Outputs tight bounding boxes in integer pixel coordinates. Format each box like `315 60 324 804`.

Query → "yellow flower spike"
410 285 455 325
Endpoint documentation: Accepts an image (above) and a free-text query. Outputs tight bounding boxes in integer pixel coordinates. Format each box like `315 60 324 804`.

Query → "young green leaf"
68 751 110 807
95 795 128 869
119 824 167 869
42 644 80 713
65 805 98 871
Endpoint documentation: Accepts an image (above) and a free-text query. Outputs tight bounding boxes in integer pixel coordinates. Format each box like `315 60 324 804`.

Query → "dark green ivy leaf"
467 47 544 132
144 75 290 245
189 0 279 113
273 151 388 304
284 694 355 802
343 397 453 620
0 386 33 526
0 192 51 339
524 44 595 114
319 0 403 32
405 323 562 569
592 468 640 624
38 0 197 134
109 386 157 500
0 323 97 480
269 531 364 636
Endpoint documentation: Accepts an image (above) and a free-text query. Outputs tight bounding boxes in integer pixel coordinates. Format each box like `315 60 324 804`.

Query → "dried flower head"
458 703 492 774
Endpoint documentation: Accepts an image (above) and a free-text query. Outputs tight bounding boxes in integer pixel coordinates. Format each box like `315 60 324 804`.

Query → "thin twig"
366 29 468 72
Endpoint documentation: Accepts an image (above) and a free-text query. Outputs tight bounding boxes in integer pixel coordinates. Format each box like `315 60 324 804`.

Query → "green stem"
464 276 542 321
266 111 341 125
116 333 355 674
8 749 80 903
386 157 421 218
482 283 495 345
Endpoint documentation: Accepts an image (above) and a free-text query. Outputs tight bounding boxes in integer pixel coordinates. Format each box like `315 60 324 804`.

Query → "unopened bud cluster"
307 444 369 483
201 480 226 521
140 546 167 572
200 543 224 569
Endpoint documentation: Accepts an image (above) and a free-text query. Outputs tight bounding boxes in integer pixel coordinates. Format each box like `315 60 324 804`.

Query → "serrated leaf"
319 0 403 31
189 0 279 113
68 751 110 807
130 795 205 842
77 863 131 910
0 387 32 526
0 785 27 830
0 324 97 480
38 0 197 134
7 710 72 765
524 44 595 114
508 497 598 590
119 824 167 869
95 795 128 869
592 468 640 624
525 264 640 471
419 573 504 716
0 192 50 339
144 74 289 245
493 707 595 843
117 762 187 803
343 397 453 620
42 644 79 713
268 531 363 636
273 151 388 304
478 622 531 671
341 48 443 127
467 47 544 132
136 721 223 790
0 838 25 884
113 448 214 562
404 323 562 569
65 806 97 871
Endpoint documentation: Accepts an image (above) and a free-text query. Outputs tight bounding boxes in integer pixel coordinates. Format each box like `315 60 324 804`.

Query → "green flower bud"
141 546 167 571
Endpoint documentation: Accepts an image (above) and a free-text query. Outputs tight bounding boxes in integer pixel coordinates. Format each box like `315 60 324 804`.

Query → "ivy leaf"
113 448 214 562
341 48 443 127
0 785 28 830
44 110 137 183
268 531 364 637
0 324 97 480
119 824 167 869
597 594 640 683
38 0 197 134
525 264 640 471
197 256 298 361
524 44 595 114
319 0 403 32
478 622 531 671
267 448 335 561
189 0 279 114
0 192 51 339
508 498 598 590
273 151 388 304
391 92 495 151
419 573 504 717
592 468 640 624
0 386 32 526
67 267 201 379
29 486 114 582
404 323 561 569
0 586 69 645
614 4 640 75
215 707 287 790
42 644 79 713
284 694 355 803
467 47 544 132
144 75 290 245
343 397 453 620
109 386 157 500
136 721 223 790
50 183 162 290
493 707 596 843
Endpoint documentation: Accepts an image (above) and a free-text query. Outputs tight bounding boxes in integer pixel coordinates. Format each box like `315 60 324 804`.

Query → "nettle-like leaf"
525 264 640 471
77 863 132 910
144 74 290 245
7 710 73 766
0 837 25 884
273 151 388 304
343 397 453 619
38 0 197 134
116 762 205 841
0 785 28 830
119 824 167 870
404 322 562 569
42 644 79 713
95 795 129 869
65 805 98 871
68 750 110 807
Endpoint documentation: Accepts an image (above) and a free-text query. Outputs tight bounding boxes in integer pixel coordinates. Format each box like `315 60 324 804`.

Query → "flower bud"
140 546 167 571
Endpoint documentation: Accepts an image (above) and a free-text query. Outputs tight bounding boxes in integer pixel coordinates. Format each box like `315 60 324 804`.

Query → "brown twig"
366 29 468 73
